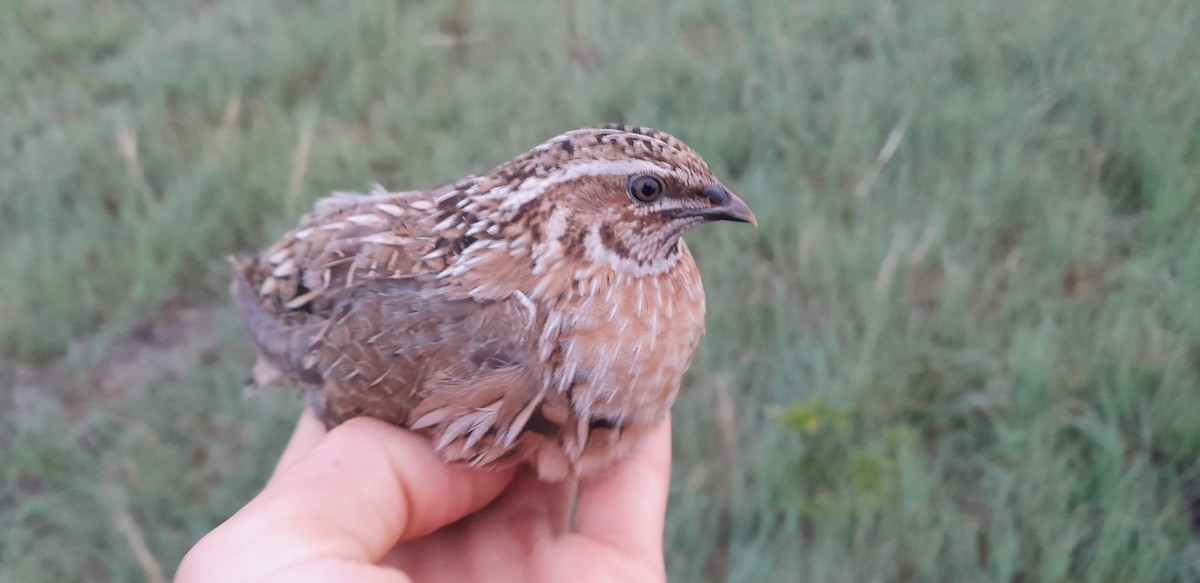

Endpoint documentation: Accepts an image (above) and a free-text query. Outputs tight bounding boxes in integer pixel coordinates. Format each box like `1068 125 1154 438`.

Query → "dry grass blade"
286 113 317 218
875 227 911 297
103 472 166 583
855 118 909 200
116 125 158 214
215 95 242 154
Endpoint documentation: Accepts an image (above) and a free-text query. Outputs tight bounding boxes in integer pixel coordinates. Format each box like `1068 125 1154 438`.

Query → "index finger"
572 417 672 560
269 408 327 482
195 418 515 571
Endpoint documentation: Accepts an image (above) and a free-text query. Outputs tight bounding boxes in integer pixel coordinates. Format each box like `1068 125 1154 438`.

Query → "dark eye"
628 175 665 203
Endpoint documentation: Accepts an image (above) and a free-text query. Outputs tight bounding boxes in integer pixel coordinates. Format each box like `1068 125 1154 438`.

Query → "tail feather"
229 257 322 387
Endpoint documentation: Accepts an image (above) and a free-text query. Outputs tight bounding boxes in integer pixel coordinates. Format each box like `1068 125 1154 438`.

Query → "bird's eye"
628 175 665 203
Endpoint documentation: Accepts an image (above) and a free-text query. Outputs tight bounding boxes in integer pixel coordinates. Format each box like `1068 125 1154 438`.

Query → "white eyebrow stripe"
495 159 690 211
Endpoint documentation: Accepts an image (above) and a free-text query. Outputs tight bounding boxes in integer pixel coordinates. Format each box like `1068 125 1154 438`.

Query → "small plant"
779 398 916 520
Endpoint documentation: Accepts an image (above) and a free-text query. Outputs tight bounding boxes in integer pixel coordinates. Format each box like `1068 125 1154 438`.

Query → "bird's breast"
539 247 706 426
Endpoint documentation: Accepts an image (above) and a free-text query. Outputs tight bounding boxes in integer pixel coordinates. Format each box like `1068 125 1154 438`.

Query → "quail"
233 124 756 480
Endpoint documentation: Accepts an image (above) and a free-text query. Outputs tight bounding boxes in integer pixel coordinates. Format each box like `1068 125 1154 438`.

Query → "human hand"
177 409 671 582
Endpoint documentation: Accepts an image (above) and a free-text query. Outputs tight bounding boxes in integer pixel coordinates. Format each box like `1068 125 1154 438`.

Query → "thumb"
180 417 514 577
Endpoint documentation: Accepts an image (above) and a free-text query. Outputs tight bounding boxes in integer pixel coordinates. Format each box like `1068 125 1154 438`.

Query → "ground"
2 0 1199 580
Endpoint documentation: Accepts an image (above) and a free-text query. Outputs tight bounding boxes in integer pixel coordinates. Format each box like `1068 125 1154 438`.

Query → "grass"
2 0 1199 580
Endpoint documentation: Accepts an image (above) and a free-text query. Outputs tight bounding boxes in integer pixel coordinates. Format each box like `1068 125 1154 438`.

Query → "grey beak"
679 185 758 226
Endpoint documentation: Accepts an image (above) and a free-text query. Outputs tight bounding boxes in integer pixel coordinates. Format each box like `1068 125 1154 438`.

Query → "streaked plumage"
233 124 755 480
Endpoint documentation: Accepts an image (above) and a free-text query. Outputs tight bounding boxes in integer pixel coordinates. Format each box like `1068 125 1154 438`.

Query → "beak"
679 185 758 226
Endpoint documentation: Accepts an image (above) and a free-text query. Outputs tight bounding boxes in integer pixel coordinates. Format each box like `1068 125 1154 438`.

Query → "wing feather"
232 188 564 466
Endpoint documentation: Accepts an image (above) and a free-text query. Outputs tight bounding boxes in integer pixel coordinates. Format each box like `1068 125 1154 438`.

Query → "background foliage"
2 0 1199 580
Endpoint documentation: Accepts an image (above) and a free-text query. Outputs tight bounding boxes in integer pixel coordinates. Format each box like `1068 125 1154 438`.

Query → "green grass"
3 0 1200 580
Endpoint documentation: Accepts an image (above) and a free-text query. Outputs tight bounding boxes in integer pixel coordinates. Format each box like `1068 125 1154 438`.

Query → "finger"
573 417 672 560
257 560 414 583
485 468 576 535
206 417 515 567
383 469 575 579
269 408 327 483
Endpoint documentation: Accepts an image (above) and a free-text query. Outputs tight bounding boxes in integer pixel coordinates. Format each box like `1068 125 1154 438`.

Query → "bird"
232 124 756 480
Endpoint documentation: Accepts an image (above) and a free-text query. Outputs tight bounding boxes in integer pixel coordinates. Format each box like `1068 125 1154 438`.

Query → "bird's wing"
308 279 559 465
233 188 565 464
233 188 444 382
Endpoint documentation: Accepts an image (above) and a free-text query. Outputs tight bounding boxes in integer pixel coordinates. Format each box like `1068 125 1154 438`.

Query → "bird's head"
465 125 756 277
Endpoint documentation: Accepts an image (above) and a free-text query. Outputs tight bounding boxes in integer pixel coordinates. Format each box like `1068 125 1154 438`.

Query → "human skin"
177 409 671 582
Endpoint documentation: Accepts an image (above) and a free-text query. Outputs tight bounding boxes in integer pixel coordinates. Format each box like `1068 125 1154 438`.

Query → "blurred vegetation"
2 0 1200 580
